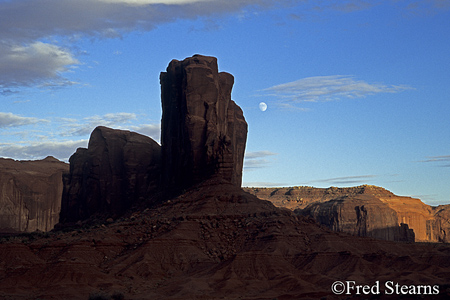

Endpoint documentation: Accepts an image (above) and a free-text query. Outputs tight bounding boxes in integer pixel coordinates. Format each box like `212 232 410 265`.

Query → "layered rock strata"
160 55 247 196
60 126 161 223
0 157 68 233
245 185 450 242
299 195 415 242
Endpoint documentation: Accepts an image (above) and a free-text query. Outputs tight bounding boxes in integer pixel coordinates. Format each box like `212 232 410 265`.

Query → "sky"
1 0 449 205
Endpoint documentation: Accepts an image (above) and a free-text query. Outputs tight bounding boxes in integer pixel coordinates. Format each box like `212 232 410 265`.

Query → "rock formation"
160 55 247 196
431 204 450 243
60 126 161 223
0 156 68 233
245 185 450 242
299 195 415 242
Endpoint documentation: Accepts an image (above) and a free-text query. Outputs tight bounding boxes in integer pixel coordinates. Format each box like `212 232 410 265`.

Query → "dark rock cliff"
59 126 161 223
160 55 247 196
59 55 248 223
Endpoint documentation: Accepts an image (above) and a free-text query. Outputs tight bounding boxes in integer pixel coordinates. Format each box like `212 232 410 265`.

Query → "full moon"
259 102 268 112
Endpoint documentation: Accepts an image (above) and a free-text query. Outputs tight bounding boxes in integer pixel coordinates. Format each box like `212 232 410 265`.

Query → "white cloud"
0 139 88 161
0 0 281 91
1 0 439 92
244 150 277 169
0 0 280 43
264 75 413 103
0 42 79 91
0 112 48 128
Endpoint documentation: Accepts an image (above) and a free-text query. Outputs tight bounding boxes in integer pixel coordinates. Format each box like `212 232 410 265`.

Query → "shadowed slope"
1 180 449 299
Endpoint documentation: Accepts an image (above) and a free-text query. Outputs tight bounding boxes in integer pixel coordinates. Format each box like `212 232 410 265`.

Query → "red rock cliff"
0 157 68 233
245 185 449 242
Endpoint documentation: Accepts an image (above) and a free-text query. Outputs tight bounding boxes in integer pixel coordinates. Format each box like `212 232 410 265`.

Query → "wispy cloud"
264 75 413 103
331 0 374 13
244 150 277 169
276 103 310 111
420 155 450 167
60 112 138 136
0 112 48 128
308 174 377 186
243 181 288 187
0 111 160 160
0 140 88 161
98 0 212 5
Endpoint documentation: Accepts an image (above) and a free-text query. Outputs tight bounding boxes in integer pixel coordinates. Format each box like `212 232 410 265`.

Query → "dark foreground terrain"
1 179 449 300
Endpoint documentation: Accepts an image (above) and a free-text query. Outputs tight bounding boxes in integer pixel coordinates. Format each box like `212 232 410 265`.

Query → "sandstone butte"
244 185 450 243
59 126 161 223
160 55 247 196
0 156 68 233
0 55 449 299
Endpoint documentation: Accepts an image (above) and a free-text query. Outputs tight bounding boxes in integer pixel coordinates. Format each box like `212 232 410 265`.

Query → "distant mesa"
245 185 450 243
0 157 68 233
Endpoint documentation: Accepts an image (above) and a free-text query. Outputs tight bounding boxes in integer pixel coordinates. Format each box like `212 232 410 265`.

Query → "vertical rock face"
160 55 247 195
300 195 415 242
60 126 161 223
432 204 450 242
0 157 68 233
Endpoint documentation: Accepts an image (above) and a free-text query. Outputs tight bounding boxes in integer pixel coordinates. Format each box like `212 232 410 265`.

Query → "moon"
259 102 268 112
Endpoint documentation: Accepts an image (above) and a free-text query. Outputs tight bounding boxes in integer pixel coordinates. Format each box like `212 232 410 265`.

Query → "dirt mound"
1 180 450 299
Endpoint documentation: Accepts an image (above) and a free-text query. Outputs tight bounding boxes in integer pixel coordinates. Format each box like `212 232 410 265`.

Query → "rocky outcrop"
432 204 450 243
299 195 415 242
60 126 161 223
0 156 68 233
246 185 449 242
160 55 247 196
244 185 393 210
59 55 248 222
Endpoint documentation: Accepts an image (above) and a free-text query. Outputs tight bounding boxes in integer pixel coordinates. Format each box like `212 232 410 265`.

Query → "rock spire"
160 55 247 196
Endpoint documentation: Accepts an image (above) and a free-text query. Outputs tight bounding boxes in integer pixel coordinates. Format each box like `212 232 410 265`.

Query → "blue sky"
1 0 449 205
